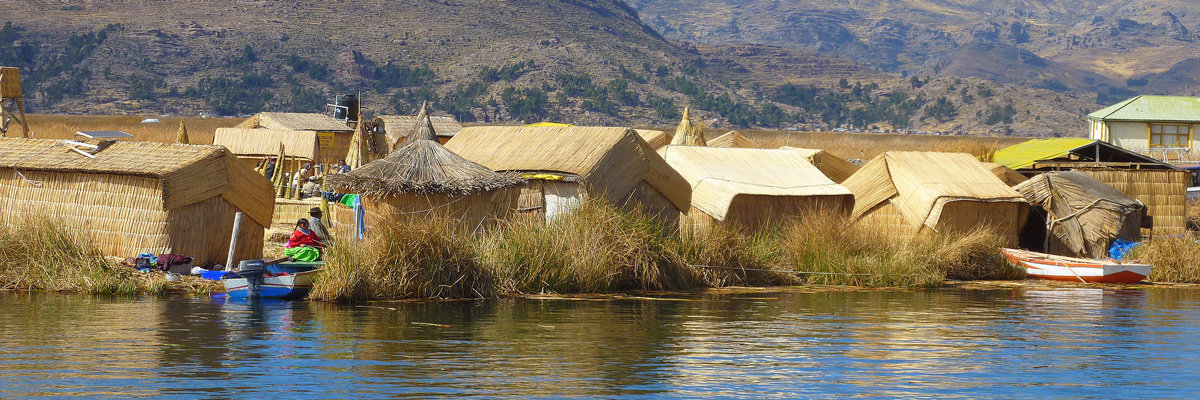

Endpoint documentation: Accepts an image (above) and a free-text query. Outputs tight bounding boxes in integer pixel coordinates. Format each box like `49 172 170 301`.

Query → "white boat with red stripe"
1001 248 1152 284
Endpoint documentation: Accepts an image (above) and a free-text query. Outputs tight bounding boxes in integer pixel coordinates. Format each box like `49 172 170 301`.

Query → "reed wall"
1078 169 1189 236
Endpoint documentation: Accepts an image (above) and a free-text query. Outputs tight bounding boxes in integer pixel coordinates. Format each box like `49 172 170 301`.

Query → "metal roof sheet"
992 138 1095 170
1088 95 1200 122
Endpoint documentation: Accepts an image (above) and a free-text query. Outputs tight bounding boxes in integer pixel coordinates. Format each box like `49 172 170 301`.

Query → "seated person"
300 176 322 199
284 218 323 261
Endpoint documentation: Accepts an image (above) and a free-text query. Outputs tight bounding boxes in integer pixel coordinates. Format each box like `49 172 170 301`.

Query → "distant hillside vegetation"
632 0 1200 103
0 0 1097 135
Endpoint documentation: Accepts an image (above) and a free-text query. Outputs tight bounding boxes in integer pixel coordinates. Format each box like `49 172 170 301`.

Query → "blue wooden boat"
223 259 322 299
223 269 320 299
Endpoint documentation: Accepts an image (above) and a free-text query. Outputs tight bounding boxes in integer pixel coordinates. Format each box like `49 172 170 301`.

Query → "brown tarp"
1014 171 1145 258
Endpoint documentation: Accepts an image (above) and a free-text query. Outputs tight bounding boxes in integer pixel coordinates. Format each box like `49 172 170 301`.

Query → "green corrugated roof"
993 138 1096 170
1087 95 1200 121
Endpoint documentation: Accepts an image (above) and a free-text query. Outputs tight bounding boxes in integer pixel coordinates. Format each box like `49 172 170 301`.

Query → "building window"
1150 124 1191 148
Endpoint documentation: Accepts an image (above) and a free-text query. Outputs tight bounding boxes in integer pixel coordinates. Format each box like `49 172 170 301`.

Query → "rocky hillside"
631 0 1200 103
0 0 1097 135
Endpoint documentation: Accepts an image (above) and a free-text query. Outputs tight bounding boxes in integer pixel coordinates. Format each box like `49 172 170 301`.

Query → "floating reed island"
3 98 1200 298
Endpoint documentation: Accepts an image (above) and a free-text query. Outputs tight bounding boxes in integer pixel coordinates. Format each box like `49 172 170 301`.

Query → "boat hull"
223 270 319 299
1002 248 1151 284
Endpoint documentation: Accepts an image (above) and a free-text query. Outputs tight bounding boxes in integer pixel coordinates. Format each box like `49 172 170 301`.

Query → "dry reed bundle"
670 106 706 146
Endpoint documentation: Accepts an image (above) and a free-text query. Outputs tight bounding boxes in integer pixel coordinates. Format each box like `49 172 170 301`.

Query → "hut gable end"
446 126 691 210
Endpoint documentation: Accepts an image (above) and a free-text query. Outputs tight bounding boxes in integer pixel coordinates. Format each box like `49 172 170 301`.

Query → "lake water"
2 286 1200 398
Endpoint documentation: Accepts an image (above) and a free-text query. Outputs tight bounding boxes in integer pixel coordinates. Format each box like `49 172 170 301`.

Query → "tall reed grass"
309 214 495 301
481 201 695 293
309 199 1021 301
1131 237 1200 283
0 220 169 294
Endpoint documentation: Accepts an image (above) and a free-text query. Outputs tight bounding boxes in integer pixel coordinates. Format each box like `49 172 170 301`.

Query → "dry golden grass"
1132 237 1200 283
699 128 1023 161
20 114 245 144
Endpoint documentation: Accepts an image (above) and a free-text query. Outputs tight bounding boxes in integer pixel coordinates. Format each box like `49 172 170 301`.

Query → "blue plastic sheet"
1109 239 1140 260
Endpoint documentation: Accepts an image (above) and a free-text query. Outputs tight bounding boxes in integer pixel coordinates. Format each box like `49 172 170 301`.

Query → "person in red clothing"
284 219 323 261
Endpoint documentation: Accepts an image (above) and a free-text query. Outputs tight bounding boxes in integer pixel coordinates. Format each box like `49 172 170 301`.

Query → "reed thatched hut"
842 151 1029 244
325 113 525 230
661 146 854 230
234 112 354 162
708 131 758 148
1013 171 1145 258
0 139 274 265
445 126 691 224
213 128 321 166
781 147 861 183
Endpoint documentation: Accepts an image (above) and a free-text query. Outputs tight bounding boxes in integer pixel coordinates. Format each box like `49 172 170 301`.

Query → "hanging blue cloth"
353 194 365 241
1109 239 1140 260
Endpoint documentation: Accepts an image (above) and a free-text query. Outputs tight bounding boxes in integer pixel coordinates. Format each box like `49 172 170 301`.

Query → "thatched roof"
1014 171 1144 258
782 147 860 184
446 125 692 210
213 128 320 160
406 103 438 143
671 107 706 146
635 129 670 150
236 112 353 132
375 114 462 145
326 114 524 198
983 162 1028 186
842 151 1026 229
708 131 757 148
0 138 274 226
661 146 853 220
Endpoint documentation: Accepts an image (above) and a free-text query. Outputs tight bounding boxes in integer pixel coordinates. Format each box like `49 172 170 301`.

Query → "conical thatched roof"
345 114 368 169
175 120 190 144
670 106 706 146
326 110 525 197
407 102 437 143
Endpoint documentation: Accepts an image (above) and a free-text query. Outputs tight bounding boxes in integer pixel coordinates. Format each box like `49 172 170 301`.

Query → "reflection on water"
3 287 1200 398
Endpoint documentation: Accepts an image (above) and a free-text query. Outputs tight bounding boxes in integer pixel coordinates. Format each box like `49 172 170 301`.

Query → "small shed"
781 147 861 183
325 113 525 230
446 126 691 225
213 128 321 166
1013 171 1145 259
994 138 1188 235
708 131 758 148
236 112 354 162
662 146 854 230
842 151 1029 244
0 139 274 265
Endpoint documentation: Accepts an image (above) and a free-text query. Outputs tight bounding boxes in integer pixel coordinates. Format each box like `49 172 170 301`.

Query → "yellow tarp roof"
523 122 574 127
992 138 1095 170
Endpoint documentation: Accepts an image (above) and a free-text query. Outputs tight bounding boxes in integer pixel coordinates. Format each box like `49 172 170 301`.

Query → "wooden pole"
15 98 28 138
226 211 244 270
